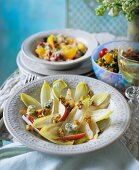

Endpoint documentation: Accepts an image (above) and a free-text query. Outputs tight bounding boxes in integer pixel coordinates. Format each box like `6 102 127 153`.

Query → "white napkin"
0 141 139 170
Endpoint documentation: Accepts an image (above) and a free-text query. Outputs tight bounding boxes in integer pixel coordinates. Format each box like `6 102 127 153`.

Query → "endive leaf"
89 96 110 111
91 109 112 122
33 115 52 128
72 109 83 122
90 92 110 106
40 81 51 108
20 93 41 109
82 97 90 117
89 118 100 139
98 96 110 109
79 120 94 140
74 82 88 101
51 97 59 115
74 136 88 144
39 124 74 145
79 118 99 140
82 98 90 109
65 88 73 100
71 98 90 126
97 119 110 132
52 79 67 99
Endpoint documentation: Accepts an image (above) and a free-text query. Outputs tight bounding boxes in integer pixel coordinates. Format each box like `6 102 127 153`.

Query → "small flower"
108 7 120 17
95 0 139 21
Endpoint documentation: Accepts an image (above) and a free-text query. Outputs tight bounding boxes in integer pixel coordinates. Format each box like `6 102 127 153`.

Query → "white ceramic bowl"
21 29 98 70
3 75 130 155
17 51 93 76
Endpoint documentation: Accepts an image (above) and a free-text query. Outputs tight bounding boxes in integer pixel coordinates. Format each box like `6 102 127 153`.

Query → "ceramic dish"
16 53 44 77
91 41 133 91
17 51 93 76
4 75 130 155
21 29 98 70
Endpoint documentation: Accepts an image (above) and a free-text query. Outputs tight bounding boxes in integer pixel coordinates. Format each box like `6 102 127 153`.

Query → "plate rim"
18 51 93 76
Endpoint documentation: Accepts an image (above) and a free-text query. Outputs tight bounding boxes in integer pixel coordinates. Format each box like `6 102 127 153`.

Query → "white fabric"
0 141 139 170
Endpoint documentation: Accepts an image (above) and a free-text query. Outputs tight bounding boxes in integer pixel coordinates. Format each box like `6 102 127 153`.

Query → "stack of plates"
17 51 94 77
16 29 98 77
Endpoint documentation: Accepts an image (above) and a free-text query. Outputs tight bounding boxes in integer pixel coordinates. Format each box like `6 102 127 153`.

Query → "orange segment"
103 53 112 64
47 34 55 48
62 48 77 60
35 47 45 56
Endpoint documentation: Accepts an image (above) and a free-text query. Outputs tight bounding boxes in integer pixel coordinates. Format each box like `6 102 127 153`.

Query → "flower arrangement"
95 0 139 21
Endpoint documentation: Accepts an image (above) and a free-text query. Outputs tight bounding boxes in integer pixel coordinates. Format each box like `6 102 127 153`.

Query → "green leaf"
97 119 110 132
90 92 110 106
91 109 112 122
51 96 59 115
40 81 51 108
89 118 100 139
52 79 67 99
65 88 73 100
74 82 88 101
33 115 52 128
79 118 99 140
39 124 74 145
20 93 41 109
74 136 88 144
79 121 94 140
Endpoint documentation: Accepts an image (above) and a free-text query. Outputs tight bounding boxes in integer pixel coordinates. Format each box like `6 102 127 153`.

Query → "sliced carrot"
103 53 112 64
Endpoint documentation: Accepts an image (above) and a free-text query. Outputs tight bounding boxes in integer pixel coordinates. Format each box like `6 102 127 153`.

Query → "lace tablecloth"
0 33 139 160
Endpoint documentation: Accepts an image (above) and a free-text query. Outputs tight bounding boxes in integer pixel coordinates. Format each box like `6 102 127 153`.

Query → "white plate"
3 75 130 155
17 51 93 76
21 29 98 70
16 53 44 77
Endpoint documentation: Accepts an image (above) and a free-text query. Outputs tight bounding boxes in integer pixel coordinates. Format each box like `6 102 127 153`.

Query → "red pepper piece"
26 115 34 123
57 133 86 141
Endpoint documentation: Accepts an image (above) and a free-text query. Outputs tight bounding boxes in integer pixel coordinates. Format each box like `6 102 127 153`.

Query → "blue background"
0 0 65 85
0 0 127 86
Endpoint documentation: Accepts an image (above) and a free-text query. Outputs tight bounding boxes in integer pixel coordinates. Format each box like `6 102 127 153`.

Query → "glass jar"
128 14 139 41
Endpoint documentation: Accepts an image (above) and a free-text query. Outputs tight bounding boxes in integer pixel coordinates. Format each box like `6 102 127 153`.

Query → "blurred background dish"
91 41 133 90
17 51 94 76
16 52 44 78
0 0 127 85
21 29 98 70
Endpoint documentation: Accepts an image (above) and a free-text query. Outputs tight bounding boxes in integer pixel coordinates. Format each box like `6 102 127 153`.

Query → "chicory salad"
19 80 112 145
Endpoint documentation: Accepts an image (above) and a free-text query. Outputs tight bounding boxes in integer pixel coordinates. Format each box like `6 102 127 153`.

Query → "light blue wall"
0 0 65 85
0 0 127 86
